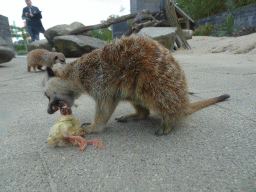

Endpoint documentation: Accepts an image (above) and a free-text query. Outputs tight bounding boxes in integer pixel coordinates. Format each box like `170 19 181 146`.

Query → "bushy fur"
44 34 229 135
27 49 66 72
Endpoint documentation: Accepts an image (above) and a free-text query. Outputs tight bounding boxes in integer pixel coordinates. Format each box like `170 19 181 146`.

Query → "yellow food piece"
47 115 85 147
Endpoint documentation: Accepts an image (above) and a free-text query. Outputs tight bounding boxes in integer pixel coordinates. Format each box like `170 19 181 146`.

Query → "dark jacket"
22 6 45 33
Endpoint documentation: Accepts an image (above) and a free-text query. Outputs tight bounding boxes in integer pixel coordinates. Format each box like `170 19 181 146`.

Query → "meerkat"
43 34 230 135
27 49 66 72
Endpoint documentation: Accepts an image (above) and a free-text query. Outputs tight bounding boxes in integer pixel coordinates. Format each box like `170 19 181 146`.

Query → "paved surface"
0 53 255 192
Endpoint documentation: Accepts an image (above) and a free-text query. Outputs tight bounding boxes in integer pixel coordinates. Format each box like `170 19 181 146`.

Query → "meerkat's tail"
186 94 230 115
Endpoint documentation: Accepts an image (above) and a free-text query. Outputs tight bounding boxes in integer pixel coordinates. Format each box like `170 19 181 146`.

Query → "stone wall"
0 15 15 52
196 3 256 30
130 0 166 13
112 21 128 39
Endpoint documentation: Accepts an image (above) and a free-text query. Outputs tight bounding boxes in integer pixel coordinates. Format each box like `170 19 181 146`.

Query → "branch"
67 11 158 35
164 0 190 49
11 34 22 38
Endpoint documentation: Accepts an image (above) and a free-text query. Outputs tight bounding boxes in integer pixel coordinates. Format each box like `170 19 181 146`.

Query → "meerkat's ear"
46 67 55 77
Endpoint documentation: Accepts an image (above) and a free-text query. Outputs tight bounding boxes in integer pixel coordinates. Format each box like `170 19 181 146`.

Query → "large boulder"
0 37 15 64
139 27 177 50
44 22 88 45
28 39 53 52
53 35 106 57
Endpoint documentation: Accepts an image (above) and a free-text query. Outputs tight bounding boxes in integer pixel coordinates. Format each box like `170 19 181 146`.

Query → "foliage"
225 0 236 10
234 0 256 8
175 0 256 21
14 39 32 45
92 28 112 42
193 22 213 36
175 0 226 21
10 25 29 42
10 25 30 51
215 13 238 36
16 50 28 55
91 14 120 42
105 14 120 22
127 20 131 28
14 44 26 51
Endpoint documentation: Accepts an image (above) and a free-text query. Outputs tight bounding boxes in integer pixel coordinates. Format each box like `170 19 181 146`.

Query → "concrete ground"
0 52 255 192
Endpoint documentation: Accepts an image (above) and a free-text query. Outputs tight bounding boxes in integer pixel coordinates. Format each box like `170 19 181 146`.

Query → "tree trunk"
67 11 157 35
164 0 190 49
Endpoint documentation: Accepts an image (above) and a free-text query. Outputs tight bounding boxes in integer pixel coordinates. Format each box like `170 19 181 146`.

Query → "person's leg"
26 25 35 41
34 33 39 41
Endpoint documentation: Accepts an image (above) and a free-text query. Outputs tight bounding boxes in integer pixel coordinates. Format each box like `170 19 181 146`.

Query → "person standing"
22 0 45 41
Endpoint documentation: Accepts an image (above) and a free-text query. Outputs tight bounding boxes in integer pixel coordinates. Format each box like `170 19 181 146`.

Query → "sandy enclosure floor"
175 33 256 55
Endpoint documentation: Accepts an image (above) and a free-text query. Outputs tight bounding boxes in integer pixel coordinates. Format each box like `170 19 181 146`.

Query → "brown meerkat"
43 34 230 135
27 49 66 72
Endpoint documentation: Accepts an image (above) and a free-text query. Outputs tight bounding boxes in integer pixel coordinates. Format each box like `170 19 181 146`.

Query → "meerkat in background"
43 34 230 135
27 49 66 72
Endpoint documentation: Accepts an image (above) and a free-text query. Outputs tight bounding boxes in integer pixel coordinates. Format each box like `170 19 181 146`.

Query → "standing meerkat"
27 49 66 72
43 34 230 135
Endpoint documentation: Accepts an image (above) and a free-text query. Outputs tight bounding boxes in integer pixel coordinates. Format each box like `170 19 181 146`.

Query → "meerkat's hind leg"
115 103 150 122
33 66 37 73
155 114 182 135
155 121 175 135
27 66 31 72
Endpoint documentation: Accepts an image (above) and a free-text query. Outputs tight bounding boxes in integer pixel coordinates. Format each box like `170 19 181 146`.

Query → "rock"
44 22 87 45
53 35 106 57
0 37 15 64
126 10 170 36
28 39 53 52
182 29 193 40
133 9 155 24
232 25 256 37
139 27 177 50
0 46 15 64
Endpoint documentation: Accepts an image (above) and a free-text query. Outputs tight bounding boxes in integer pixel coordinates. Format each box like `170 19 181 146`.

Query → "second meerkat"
27 49 66 72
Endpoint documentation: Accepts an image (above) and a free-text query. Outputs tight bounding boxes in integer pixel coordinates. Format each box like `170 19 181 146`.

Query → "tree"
175 0 256 21
91 14 120 42
165 0 190 49
91 28 112 42
234 0 256 8
175 0 227 21
10 25 30 51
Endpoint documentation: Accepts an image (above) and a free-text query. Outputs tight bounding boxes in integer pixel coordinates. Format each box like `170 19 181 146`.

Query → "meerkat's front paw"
81 123 94 133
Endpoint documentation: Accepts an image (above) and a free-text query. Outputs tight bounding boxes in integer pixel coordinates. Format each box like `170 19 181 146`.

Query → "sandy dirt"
175 33 256 56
